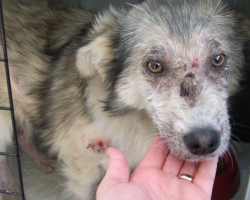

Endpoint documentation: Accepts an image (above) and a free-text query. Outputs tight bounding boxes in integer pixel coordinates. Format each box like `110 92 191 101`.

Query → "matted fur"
0 0 249 199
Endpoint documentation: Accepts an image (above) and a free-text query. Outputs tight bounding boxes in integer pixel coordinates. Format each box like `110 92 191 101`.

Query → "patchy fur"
0 0 249 199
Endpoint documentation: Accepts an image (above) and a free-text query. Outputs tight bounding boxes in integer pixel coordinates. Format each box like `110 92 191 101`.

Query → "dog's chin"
158 126 230 162
163 139 227 162
175 152 221 162
165 149 223 162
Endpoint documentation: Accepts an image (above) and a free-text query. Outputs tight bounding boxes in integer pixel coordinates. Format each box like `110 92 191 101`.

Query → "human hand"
97 137 218 200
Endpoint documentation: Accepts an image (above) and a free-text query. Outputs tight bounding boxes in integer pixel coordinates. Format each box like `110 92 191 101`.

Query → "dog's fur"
0 0 250 199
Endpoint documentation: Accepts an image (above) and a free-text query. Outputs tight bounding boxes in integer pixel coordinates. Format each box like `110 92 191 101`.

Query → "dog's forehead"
122 1 232 60
145 36 221 61
126 28 226 66
126 0 211 36
125 0 234 43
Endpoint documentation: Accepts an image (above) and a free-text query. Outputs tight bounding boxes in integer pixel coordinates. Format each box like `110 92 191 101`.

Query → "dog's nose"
183 127 220 155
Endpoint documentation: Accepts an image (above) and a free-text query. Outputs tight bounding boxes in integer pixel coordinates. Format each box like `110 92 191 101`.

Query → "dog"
0 0 250 199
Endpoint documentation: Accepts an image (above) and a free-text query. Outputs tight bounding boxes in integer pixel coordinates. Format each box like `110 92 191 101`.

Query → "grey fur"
0 0 249 199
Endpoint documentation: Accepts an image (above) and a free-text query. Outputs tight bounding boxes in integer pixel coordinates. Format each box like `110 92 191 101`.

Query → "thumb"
103 147 130 183
97 148 130 200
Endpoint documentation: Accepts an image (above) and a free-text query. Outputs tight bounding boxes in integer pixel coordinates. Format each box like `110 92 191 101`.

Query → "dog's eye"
147 60 163 73
212 54 225 67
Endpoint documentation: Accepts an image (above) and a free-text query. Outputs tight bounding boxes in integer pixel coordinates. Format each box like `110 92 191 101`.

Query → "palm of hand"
97 138 218 200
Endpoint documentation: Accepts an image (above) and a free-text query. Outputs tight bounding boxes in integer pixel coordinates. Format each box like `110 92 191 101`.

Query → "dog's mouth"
158 123 230 161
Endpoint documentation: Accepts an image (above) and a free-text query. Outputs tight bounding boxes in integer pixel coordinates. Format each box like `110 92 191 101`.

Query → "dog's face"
76 0 245 161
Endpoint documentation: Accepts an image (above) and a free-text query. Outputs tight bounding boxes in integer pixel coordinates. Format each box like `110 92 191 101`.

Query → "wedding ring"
178 174 193 182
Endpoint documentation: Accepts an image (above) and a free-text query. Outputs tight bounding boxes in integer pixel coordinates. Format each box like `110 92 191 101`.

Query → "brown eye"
212 54 225 67
147 60 163 73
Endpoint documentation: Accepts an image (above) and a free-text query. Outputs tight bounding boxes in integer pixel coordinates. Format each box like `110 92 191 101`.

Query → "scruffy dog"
0 0 250 199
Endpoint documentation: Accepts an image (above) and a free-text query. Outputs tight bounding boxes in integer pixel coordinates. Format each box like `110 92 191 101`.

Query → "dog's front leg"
62 160 106 200
54 123 109 200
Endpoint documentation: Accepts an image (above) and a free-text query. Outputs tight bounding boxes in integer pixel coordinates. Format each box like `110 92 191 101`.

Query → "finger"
178 160 199 181
193 156 218 196
134 137 168 171
103 147 130 183
162 152 185 176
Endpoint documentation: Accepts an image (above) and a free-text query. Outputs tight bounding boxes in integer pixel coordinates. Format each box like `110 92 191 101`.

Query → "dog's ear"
76 8 121 79
76 35 114 79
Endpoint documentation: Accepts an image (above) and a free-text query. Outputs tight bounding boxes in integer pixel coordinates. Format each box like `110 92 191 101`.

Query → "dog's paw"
87 140 109 153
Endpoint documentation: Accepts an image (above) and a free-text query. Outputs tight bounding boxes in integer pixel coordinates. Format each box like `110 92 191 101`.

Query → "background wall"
51 0 250 12
51 0 143 11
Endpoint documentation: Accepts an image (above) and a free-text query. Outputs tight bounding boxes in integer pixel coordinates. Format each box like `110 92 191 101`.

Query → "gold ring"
178 174 193 182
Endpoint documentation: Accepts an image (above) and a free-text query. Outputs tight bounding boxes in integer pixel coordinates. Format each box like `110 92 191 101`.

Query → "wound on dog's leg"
87 140 109 153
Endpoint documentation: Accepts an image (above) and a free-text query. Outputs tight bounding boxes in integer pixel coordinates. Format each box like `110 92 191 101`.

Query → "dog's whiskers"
229 138 242 150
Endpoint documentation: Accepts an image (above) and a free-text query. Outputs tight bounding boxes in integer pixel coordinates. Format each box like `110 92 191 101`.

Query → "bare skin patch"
180 72 198 107
18 130 57 173
191 58 199 68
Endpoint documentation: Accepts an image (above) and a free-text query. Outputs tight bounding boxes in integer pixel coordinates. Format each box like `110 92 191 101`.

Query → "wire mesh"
0 0 25 199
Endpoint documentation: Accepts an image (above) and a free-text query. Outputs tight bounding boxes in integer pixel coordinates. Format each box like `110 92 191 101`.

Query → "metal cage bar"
0 0 25 199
